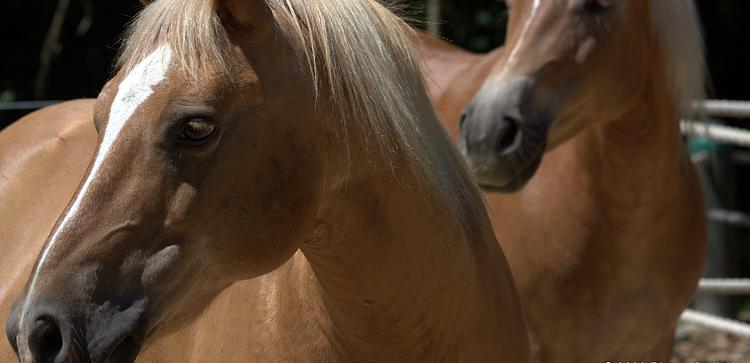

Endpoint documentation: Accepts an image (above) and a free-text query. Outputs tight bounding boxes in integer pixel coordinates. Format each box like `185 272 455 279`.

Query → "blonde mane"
118 0 483 225
649 0 707 114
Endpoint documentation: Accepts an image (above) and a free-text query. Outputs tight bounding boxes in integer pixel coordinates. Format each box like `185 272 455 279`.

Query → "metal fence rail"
693 100 750 119
682 120 750 148
698 279 750 295
681 310 750 338
0 100 62 111
708 209 750 228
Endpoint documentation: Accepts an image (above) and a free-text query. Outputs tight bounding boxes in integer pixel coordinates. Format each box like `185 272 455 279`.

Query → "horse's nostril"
28 315 63 362
459 111 468 130
495 116 521 155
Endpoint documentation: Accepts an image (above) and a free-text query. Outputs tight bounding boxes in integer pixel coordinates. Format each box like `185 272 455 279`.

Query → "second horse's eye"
180 119 217 145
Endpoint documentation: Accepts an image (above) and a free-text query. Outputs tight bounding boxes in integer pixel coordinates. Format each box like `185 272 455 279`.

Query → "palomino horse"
422 0 707 361
3 0 532 362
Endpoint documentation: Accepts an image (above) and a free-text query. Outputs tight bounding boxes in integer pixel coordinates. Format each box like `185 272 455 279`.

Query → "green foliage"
405 0 507 53
0 89 16 103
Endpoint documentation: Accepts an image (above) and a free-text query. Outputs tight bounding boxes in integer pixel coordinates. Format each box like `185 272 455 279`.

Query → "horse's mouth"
478 153 543 193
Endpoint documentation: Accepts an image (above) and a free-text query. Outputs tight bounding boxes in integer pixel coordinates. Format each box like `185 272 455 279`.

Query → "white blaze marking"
502 0 541 78
19 45 173 329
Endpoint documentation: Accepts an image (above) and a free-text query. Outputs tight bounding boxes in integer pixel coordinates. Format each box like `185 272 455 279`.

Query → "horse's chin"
478 154 543 194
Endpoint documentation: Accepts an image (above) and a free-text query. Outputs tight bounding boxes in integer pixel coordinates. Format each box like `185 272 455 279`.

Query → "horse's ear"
139 0 152 6
218 0 272 29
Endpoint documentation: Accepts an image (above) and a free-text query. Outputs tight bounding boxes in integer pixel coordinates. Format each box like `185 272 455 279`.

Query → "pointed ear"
218 0 273 29
139 0 152 6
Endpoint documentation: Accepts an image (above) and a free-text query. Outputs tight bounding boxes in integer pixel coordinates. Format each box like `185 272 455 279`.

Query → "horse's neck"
301 155 528 360
423 44 504 93
575 78 699 218
419 40 505 136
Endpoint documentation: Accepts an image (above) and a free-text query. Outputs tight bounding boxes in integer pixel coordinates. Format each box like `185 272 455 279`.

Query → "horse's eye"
180 119 217 146
582 0 612 15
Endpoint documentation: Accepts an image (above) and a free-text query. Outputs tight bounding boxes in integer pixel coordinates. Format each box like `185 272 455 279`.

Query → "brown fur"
1 0 530 362
2 0 707 361
422 0 707 361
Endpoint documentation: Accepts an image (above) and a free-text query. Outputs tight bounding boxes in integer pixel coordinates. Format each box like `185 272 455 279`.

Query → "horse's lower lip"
479 154 543 193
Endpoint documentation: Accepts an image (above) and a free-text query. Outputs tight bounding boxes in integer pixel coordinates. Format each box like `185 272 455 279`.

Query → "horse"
2 0 532 362
1 0 707 361
422 0 706 361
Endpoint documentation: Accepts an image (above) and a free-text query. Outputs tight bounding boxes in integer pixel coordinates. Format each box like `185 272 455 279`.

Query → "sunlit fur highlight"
650 0 707 114
118 0 483 228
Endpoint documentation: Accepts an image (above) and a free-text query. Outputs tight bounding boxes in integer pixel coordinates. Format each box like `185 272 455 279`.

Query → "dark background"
2 1 750 121
0 0 748 311
0 0 750 121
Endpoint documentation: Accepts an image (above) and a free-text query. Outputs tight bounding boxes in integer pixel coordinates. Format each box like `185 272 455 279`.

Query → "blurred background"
4 1 750 120
0 0 749 360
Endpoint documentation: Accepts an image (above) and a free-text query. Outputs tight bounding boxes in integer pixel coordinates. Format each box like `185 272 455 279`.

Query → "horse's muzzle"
6 296 146 363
